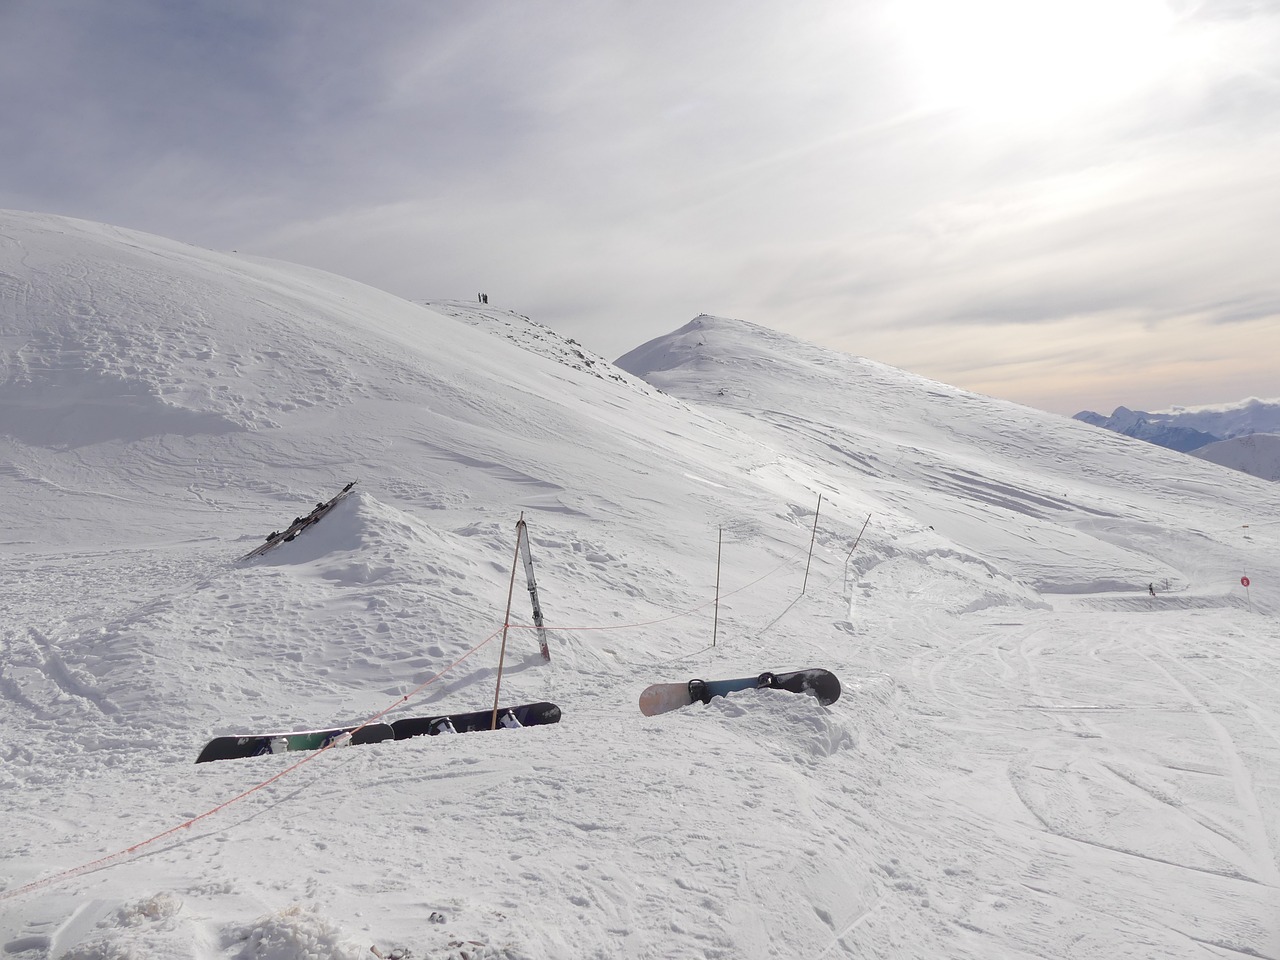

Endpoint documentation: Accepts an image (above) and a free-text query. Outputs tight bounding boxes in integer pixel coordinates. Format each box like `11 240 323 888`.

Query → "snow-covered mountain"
2 212 1278 959
1194 432 1280 482
1075 397 1280 453
1073 406 1221 451
1156 397 1280 438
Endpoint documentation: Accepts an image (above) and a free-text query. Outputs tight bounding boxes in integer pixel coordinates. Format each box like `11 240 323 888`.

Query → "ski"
517 519 551 662
639 668 840 717
195 701 562 763
238 480 358 561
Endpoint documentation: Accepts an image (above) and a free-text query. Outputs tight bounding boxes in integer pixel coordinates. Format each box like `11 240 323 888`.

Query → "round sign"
1241 576 1251 587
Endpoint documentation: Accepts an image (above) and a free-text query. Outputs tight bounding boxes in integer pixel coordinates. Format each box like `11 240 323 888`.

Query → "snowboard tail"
195 721 392 763
639 669 840 717
195 701 561 763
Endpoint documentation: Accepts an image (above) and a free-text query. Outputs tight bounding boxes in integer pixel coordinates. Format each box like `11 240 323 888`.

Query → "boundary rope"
0 626 504 903
504 538 812 636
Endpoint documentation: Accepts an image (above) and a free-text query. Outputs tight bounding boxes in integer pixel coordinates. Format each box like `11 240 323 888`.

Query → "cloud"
2 0 1278 415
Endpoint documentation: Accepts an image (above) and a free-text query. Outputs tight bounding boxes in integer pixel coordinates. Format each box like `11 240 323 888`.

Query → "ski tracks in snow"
918 612 1280 958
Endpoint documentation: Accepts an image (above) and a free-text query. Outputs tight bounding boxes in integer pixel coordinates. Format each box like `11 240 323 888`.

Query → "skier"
1148 583 1156 597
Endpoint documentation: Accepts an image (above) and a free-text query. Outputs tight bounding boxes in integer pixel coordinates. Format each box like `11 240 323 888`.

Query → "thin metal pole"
491 515 525 730
847 513 871 561
713 527 722 647
844 512 872 581
801 493 822 595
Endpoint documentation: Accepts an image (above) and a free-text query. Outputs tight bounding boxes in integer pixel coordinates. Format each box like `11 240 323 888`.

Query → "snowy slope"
421 300 648 394
1194 433 1280 482
618 316 1279 604
2 213 1279 959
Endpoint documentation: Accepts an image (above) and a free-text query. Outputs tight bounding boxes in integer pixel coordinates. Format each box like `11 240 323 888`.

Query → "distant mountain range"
1074 399 1280 480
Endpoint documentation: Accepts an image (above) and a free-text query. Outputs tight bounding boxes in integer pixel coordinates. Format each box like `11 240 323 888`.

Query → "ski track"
879 609 1280 958
1148 652 1280 888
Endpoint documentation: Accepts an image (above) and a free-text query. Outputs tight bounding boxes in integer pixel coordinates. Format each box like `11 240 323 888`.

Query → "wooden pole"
713 527 722 647
491 516 525 730
801 493 822 595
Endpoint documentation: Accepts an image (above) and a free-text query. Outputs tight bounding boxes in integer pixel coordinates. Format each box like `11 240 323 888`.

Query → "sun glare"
890 0 1178 123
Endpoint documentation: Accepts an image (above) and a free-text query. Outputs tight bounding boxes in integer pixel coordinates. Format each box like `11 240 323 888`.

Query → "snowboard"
391 701 562 739
238 480 358 561
639 669 840 717
195 701 562 763
195 721 393 763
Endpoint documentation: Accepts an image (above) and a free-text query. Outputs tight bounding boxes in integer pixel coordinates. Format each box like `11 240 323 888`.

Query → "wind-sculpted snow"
2 213 1279 958
0 215 370 439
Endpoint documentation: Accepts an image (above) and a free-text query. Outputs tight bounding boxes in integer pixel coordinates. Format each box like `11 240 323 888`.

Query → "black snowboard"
391 701 562 738
196 701 562 762
195 721 393 763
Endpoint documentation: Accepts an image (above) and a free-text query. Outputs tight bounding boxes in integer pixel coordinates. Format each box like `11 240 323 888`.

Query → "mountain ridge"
1074 397 1280 449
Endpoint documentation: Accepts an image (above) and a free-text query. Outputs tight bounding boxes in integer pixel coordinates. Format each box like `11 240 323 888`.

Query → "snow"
2 209 1279 958
1195 433 1280 483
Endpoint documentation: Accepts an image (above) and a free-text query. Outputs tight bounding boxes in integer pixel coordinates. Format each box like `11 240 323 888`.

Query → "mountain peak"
1073 397 1280 456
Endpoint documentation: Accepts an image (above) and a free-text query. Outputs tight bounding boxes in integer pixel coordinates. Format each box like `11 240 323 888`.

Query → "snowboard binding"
687 679 711 704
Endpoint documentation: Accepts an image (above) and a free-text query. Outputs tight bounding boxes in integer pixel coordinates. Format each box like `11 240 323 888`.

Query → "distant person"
482 293 489 304
1148 583 1156 597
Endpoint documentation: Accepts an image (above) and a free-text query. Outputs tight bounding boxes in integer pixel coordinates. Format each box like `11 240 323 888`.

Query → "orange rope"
0 626 504 903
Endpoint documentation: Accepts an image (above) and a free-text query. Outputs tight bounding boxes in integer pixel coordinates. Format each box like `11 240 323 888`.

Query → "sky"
1 0 1278 416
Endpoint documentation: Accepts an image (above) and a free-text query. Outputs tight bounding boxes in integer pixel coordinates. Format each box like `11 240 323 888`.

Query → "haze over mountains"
1074 400 1280 481
2 211 1278 959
